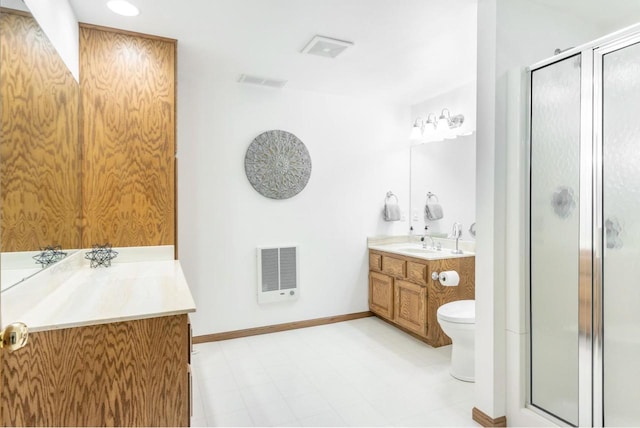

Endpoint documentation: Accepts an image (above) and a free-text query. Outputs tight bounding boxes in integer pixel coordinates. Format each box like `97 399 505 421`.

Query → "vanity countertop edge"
1 246 196 333
367 235 475 260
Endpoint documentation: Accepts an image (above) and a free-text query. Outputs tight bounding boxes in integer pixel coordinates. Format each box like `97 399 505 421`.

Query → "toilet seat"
437 300 475 324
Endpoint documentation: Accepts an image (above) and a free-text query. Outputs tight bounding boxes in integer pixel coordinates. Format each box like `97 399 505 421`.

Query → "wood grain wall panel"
1 315 189 426
0 11 81 251
80 26 175 247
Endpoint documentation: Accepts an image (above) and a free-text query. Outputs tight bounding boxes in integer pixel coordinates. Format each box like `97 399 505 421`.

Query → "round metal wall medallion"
244 130 312 199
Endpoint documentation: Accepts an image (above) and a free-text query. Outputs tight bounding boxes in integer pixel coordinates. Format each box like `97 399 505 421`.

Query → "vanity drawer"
407 261 428 286
369 253 382 271
382 255 406 278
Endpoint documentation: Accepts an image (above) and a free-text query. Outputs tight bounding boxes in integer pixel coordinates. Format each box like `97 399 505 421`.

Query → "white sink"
397 247 442 254
368 243 474 260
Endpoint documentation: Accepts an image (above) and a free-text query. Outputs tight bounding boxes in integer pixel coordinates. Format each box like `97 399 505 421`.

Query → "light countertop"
1 246 196 333
368 235 475 261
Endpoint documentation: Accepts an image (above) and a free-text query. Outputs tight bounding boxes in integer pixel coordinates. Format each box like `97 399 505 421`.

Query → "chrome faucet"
421 226 439 250
421 226 430 248
450 222 463 254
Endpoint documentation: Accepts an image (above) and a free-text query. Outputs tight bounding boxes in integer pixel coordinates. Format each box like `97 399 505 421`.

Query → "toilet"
436 300 475 382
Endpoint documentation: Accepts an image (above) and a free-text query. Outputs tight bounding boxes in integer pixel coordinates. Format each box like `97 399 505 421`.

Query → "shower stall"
528 27 640 427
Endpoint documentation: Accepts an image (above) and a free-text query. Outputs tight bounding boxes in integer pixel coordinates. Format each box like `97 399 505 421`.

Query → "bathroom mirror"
409 134 476 241
0 5 81 291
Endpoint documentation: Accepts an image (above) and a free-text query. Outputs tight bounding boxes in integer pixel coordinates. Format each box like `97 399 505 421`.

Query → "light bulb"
410 123 422 140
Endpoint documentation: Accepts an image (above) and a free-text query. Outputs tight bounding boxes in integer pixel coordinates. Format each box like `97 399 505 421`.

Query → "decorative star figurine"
33 245 67 268
85 243 119 268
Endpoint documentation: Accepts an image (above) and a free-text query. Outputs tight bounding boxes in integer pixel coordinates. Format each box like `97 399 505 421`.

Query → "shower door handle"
605 217 623 249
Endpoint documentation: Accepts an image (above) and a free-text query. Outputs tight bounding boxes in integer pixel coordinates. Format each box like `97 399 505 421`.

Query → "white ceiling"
20 0 640 106
67 0 478 106
529 0 640 33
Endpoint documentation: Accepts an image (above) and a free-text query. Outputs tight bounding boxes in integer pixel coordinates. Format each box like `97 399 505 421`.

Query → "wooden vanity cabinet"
368 249 475 347
1 314 191 427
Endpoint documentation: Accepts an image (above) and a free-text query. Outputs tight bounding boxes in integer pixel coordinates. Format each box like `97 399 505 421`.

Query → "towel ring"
427 192 439 203
385 191 398 204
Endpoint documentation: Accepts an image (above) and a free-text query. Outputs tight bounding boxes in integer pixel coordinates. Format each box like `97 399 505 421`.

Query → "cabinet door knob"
431 272 439 281
1 322 29 352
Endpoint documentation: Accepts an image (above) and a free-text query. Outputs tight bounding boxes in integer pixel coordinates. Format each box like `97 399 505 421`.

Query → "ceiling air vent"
301 35 354 58
238 74 287 88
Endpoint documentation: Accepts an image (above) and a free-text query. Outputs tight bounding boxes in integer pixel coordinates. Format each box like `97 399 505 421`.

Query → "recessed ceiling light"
106 0 139 16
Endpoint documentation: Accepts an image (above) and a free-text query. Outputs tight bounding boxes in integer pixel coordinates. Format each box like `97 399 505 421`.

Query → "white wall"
476 0 640 425
23 0 79 82
409 82 476 241
177 76 410 336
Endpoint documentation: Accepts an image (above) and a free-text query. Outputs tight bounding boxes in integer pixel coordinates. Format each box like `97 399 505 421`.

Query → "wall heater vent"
257 246 299 304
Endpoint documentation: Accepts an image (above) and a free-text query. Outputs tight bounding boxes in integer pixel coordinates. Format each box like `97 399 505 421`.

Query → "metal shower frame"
526 23 640 428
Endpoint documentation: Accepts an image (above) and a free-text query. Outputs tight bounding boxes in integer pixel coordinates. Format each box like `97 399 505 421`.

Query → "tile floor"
191 317 479 427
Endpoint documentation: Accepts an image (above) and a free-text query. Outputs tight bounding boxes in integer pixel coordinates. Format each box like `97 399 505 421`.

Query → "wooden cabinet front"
2 315 190 426
80 25 176 248
368 249 475 347
369 271 394 320
394 279 427 337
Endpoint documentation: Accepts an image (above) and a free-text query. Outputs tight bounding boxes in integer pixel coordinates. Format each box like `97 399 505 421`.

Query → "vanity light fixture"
410 113 437 140
410 108 467 142
106 0 140 16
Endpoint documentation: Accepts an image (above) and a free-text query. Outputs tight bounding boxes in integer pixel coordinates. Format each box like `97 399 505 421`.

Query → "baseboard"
472 407 507 427
193 311 373 344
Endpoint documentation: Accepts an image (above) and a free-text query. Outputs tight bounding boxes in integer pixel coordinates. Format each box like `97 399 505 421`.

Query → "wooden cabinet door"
80 25 176 248
369 271 394 320
2 315 189 426
394 279 427 337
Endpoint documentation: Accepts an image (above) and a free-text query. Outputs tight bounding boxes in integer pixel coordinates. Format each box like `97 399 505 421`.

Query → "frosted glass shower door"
529 54 582 426
602 40 640 427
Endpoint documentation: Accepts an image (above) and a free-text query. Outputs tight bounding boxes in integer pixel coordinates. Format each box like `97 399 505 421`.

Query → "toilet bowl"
436 300 475 382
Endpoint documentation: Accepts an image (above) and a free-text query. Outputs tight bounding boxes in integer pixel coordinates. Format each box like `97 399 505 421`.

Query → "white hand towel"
425 203 443 221
384 203 401 221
